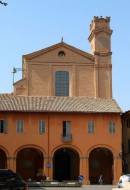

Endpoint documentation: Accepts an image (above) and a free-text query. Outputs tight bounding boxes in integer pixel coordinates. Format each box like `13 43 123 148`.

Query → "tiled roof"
0 94 122 113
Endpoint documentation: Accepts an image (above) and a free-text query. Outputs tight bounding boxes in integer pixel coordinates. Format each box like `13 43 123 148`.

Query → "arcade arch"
89 147 113 184
53 147 80 181
16 147 44 181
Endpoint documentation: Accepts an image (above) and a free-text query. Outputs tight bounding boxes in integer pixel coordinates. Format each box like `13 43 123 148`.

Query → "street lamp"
0 1 7 6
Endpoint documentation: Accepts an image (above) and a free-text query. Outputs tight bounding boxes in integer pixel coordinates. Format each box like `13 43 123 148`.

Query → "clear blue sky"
0 0 130 112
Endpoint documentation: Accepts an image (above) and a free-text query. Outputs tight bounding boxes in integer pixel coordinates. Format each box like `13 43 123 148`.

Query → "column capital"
79 156 89 159
7 157 16 160
44 156 53 159
113 156 122 159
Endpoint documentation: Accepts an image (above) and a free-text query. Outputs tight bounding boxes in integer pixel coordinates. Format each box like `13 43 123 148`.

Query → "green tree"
0 1 7 6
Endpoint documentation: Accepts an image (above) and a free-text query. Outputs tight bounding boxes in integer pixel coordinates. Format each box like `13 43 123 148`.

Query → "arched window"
55 71 69 96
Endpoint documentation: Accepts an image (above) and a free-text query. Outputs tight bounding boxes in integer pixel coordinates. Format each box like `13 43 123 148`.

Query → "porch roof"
0 94 122 113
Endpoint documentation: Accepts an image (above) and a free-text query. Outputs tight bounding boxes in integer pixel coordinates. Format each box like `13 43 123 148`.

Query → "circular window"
58 51 65 58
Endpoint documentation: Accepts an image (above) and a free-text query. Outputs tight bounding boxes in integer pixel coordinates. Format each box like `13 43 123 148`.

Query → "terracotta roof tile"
0 94 122 113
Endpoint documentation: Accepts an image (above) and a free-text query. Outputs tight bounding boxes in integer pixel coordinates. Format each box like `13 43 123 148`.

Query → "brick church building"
0 16 122 184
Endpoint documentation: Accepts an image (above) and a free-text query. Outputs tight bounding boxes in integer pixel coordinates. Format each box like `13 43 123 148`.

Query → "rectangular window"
55 71 69 96
0 120 7 133
109 121 116 134
38 120 45 134
63 121 71 136
16 120 24 133
87 120 95 133
127 119 130 128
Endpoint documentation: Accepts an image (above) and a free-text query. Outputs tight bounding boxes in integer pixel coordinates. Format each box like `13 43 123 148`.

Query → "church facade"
0 16 122 184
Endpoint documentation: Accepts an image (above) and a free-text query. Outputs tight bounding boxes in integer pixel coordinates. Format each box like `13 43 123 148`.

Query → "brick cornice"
94 51 112 56
88 28 113 42
95 64 112 69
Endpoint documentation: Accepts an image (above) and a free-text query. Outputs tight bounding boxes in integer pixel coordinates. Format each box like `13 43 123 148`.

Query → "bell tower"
88 16 113 99
88 16 112 55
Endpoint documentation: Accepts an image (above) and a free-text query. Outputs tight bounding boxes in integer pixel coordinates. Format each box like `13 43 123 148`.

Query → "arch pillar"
43 157 48 178
7 156 16 172
44 156 53 179
113 156 122 185
49 156 53 180
80 156 89 185
86 156 90 184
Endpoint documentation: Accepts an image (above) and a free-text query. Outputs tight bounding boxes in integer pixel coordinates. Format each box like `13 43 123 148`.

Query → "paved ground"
29 185 117 190
82 185 116 190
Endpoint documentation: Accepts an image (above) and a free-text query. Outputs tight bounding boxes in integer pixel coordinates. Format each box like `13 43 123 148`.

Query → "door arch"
16 148 44 181
53 147 79 181
89 147 113 184
0 149 7 168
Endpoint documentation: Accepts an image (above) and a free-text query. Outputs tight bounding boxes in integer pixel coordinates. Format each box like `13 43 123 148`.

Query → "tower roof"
88 16 113 42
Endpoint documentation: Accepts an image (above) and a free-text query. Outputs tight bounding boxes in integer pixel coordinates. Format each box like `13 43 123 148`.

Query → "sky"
0 0 130 112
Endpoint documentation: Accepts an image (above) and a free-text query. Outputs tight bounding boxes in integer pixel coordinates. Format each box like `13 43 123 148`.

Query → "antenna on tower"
12 67 22 84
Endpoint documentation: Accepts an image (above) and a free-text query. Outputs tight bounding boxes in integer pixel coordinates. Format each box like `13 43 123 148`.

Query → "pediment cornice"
23 42 94 61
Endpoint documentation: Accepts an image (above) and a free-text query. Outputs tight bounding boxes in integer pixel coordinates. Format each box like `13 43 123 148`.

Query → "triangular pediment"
23 42 94 63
